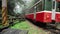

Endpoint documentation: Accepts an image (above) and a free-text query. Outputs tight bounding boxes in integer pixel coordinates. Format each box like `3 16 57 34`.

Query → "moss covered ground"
10 21 48 34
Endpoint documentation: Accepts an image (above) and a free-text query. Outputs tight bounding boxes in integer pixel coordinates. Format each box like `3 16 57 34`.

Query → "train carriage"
25 0 60 28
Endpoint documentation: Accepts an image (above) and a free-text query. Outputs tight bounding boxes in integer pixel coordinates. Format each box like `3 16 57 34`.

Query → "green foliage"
10 21 48 34
10 21 30 30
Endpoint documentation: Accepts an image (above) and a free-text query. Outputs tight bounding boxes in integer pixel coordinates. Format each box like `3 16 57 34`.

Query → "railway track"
26 19 60 34
45 26 60 34
47 29 60 34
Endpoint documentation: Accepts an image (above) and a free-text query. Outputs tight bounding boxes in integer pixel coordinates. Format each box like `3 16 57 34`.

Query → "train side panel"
36 12 52 23
43 12 52 23
36 12 44 22
26 11 60 23
26 14 34 20
56 12 60 22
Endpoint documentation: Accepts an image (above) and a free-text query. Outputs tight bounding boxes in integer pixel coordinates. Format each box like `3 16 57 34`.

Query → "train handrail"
30 0 42 8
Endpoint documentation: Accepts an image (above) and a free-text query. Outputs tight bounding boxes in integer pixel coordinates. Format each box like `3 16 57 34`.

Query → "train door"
50 0 60 23
51 0 60 22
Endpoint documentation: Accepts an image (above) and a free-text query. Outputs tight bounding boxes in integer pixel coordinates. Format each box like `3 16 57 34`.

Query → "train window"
36 1 43 12
56 2 60 12
52 0 60 12
44 0 52 11
36 0 52 11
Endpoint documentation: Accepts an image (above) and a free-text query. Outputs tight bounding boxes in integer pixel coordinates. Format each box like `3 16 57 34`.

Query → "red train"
25 0 60 28
26 11 60 23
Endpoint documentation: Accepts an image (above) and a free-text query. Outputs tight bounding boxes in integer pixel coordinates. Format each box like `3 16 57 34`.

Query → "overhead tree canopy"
8 0 39 16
